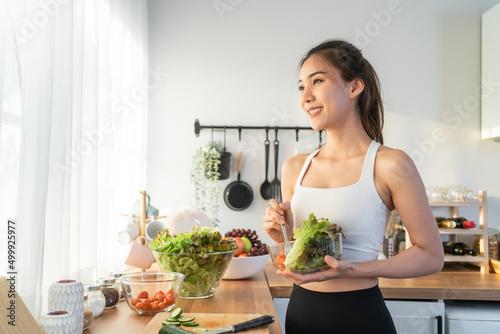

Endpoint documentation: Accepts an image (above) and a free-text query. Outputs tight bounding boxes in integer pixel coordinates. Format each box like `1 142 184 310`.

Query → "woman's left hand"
277 256 353 285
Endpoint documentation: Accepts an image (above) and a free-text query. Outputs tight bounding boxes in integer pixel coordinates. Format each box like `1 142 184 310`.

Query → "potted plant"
190 141 224 226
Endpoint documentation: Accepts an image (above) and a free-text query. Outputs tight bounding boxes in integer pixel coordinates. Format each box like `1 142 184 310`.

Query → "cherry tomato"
135 302 143 310
165 289 174 296
156 294 165 302
165 294 175 306
158 302 168 309
154 290 164 297
150 301 159 311
131 298 140 306
137 290 148 299
276 254 286 269
140 298 151 310
149 296 158 303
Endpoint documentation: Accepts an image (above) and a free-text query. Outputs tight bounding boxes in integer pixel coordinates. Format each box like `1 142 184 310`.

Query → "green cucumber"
162 321 181 326
177 316 195 323
158 324 193 334
189 328 208 333
181 321 199 327
170 307 183 319
165 318 181 322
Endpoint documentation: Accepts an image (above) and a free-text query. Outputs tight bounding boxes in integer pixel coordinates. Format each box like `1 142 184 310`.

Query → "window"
0 37 22 277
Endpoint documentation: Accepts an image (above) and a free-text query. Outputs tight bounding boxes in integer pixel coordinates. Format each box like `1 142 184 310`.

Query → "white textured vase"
38 310 78 334
47 280 83 334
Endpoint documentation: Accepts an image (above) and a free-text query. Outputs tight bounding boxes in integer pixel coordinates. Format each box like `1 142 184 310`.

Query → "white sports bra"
290 141 390 263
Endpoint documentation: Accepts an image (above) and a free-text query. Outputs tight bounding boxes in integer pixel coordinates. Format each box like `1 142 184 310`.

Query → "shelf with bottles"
407 188 489 272
437 190 488 273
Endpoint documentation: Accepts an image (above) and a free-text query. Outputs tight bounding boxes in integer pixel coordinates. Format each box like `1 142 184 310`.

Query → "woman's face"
298 55 355 131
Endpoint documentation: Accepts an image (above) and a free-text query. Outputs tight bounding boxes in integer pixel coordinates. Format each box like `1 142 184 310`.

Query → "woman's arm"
263 154 306 243
278 149 444 284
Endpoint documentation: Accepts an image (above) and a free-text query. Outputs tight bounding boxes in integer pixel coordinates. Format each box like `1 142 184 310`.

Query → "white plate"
167 208 212 235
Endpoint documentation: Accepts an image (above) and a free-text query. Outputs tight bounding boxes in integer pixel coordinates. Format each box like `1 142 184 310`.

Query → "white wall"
146 0 500 245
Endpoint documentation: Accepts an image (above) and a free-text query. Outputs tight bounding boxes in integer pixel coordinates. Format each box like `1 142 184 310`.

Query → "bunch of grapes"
225 228 269 256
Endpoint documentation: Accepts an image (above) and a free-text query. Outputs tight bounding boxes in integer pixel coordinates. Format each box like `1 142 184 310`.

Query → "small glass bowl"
152 250 236 299
120 272 184 315
267 233 342 274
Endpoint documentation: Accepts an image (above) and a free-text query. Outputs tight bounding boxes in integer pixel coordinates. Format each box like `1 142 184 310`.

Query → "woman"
263 40 444 334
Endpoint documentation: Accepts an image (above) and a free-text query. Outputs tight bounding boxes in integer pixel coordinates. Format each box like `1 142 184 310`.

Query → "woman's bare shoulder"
376 145 419 184
283 153 309 174
281 153 310 188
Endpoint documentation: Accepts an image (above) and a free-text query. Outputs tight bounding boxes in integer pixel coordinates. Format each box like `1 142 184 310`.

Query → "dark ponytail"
299 40 384 144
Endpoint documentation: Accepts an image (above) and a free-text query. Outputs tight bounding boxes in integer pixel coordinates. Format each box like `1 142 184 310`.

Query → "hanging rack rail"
194 119 317 138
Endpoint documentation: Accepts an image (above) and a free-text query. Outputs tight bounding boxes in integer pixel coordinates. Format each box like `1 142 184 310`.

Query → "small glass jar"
83 294 94 330
108 272 124 301
85 284 106 317
99 277 120 309
473 229 500 260
487 229 500 260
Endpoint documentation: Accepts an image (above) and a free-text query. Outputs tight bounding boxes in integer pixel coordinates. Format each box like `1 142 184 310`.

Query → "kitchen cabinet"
446 301 500 334
385 300 445 334
481 2 500 141
406 190 489 273
272 298 289 334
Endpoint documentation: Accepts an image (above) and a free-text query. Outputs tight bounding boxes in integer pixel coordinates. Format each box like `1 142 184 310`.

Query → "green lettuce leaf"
283 213 343 272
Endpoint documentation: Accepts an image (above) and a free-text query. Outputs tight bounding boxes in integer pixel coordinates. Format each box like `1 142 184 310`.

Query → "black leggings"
285 284 396 334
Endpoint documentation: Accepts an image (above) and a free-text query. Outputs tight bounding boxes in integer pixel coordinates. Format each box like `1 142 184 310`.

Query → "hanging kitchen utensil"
294 128 300 155
270 129 282 203
224 130 253 211
317 129 324 149
219 127 231 180
259 129 272 200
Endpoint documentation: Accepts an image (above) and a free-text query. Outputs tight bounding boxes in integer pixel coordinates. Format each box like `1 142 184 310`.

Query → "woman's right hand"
263 199 293 243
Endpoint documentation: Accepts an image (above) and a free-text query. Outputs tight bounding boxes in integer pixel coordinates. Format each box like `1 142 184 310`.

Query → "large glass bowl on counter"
120 272 184 315
267 233 342 274
152 249 236 299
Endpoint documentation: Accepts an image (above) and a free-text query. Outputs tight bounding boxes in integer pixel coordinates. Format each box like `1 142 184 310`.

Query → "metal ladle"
260 129 272 200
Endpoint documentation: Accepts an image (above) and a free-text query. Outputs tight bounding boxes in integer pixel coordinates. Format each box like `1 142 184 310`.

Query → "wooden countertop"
82 262 500 333
87 270 281 334
265 263 500 301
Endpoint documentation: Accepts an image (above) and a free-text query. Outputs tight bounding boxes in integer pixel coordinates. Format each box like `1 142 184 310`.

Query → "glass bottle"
85 284 105 317
108 272 124 301
436 217 456 228
99 277 120 309
443 241 478 256
83 294 94 330
450 217 476 229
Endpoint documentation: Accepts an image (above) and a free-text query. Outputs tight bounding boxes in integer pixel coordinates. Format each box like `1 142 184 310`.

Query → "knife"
204 315 275 334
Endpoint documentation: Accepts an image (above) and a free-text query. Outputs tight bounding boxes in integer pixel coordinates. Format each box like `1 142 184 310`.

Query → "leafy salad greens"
149 226 237 298
283 213 343 273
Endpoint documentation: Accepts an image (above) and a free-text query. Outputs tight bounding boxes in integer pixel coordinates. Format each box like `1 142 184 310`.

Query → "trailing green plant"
190 141 222 226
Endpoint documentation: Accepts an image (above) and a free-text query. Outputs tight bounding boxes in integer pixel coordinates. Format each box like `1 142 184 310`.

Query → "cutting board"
143 313 270 333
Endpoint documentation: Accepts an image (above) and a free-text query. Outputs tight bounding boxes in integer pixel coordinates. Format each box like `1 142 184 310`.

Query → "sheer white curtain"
0 0 149 317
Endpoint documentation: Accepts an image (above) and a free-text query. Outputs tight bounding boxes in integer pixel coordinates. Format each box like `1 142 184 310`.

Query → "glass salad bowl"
152 250 236 298
267 233 342 274
120 272 184 315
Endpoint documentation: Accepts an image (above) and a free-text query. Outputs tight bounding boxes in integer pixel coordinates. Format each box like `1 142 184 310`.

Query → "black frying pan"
224 151 253 211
